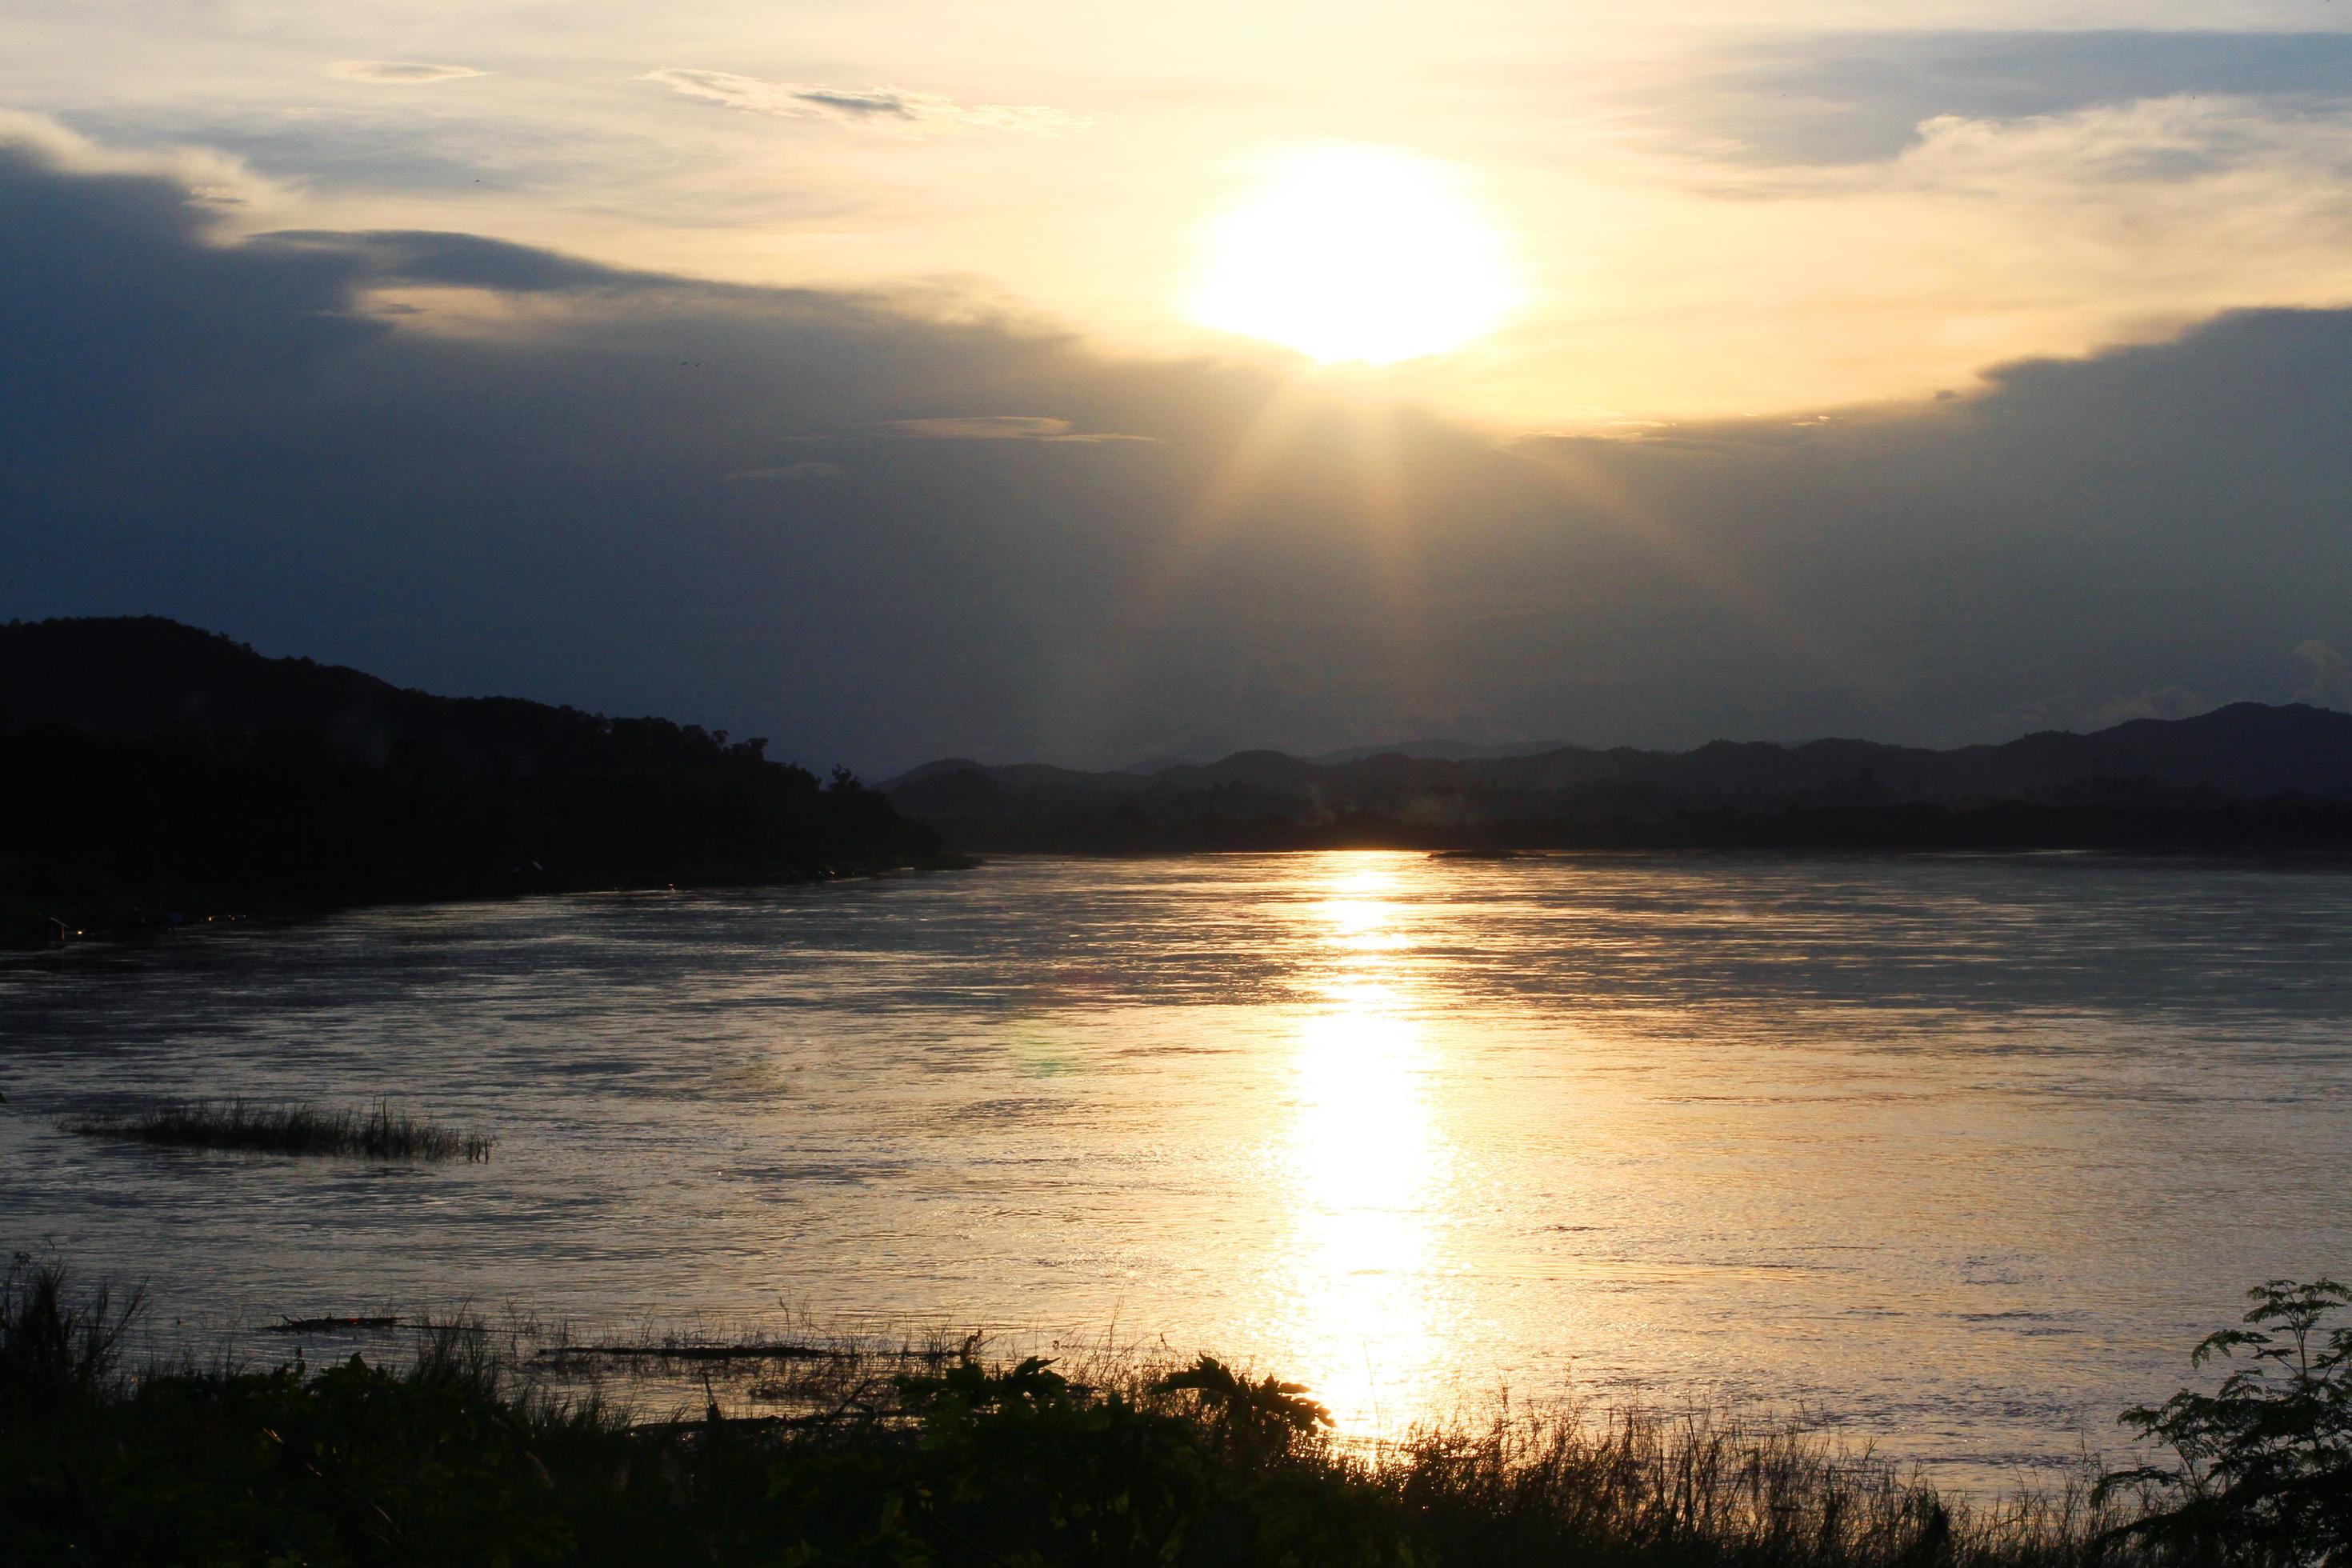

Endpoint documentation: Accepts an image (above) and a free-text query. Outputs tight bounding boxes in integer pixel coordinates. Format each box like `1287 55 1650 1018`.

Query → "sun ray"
1521 438 1898 707
1340 393 1442 729
1050 378 1325 753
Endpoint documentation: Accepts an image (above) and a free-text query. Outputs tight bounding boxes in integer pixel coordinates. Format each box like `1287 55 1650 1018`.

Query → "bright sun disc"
1191 145 1517 365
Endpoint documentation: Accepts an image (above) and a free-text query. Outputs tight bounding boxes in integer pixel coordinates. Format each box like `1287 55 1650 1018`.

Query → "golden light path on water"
1279 858 1454 1433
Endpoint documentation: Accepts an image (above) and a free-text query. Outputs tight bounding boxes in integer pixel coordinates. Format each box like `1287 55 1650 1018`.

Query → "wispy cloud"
330 61 488 85
881 416 1152 443
1666 30 2352 166
2002 685 2214 733
643 69 1086 134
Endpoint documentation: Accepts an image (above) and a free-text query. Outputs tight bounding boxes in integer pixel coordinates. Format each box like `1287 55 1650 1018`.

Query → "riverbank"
0 1263 2185 1567
14 1263 2347 1565
3 853 978 953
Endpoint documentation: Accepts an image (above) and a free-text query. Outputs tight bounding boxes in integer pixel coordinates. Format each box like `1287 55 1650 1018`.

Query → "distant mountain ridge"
886 705 2352 853
890 705 2352 805
1308 738 1574 765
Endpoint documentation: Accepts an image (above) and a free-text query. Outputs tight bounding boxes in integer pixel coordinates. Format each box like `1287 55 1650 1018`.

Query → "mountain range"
886 706 2352 852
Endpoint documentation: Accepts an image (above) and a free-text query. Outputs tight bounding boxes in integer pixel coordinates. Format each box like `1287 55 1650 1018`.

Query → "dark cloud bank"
4 139 2350 774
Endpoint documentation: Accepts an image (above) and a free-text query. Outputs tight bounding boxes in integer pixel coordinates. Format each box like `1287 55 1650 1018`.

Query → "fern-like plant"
2098 1278 2352 1565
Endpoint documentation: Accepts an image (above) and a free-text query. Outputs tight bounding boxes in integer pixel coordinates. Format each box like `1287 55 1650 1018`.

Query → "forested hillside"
2 618 943 942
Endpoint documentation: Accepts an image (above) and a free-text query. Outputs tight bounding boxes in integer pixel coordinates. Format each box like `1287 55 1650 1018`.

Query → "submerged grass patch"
65 1098 491 1162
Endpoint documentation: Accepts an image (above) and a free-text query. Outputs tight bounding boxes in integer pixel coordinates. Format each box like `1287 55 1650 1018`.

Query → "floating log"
268 1314 403 1333
534 1341 852 1363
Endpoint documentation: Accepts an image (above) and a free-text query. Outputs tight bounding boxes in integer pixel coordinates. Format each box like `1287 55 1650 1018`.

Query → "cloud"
7 136 2352 774
2294 639 2351 707
329 62 488 86
1666 30 2352 166
1893 94 2352 195
1540 87 2352 420
0 108 280 213
878 417 1154 443
2106 688 2216 726
642 69 1086 134
253 228 659 293
2005 686 2215 732
730 461 846 481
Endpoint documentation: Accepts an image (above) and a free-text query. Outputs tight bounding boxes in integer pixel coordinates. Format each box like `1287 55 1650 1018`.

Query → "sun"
1190 145 1518 366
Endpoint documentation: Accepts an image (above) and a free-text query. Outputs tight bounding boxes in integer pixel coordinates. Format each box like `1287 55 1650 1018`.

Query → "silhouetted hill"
0 616 771 778
886 705 2352 853
2 617 944 942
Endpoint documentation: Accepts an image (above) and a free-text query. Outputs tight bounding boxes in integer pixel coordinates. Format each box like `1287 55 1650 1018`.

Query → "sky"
6 2 2352 772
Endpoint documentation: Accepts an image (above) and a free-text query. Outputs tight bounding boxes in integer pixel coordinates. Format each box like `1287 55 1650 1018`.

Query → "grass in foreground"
65 1098 492 1162
3 1262 2346 1566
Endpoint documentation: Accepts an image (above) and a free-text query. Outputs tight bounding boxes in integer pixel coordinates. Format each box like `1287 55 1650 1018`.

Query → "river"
5 851 2348 1486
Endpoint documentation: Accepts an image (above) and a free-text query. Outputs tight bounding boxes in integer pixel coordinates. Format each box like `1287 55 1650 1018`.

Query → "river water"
4 852 2349 1485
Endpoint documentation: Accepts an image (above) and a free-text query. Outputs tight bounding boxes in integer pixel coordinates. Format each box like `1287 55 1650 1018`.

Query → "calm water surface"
5 852 2350 1484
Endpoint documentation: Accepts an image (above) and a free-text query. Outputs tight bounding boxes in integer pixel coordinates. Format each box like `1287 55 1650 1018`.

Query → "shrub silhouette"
2098 1278 2352 1563
1154 1354 1332 1463
860 1354 1404 1566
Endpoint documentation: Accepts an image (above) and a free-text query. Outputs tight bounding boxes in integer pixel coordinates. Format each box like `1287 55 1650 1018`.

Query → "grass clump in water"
66 1098 491 1162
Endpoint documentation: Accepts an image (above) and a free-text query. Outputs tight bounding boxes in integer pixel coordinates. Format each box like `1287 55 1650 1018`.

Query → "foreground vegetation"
64 1099 492 1162
5 1266 2347 1566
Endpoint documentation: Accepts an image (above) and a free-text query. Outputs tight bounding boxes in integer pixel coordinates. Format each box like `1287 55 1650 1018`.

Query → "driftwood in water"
268 1314 403 1334
534 1341 851 1364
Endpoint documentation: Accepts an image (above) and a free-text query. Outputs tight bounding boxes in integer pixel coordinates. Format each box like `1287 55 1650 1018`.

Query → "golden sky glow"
10 3 2352 430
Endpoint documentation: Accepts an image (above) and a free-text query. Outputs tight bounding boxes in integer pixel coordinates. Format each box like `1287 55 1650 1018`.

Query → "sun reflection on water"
1277 854 1456 1435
